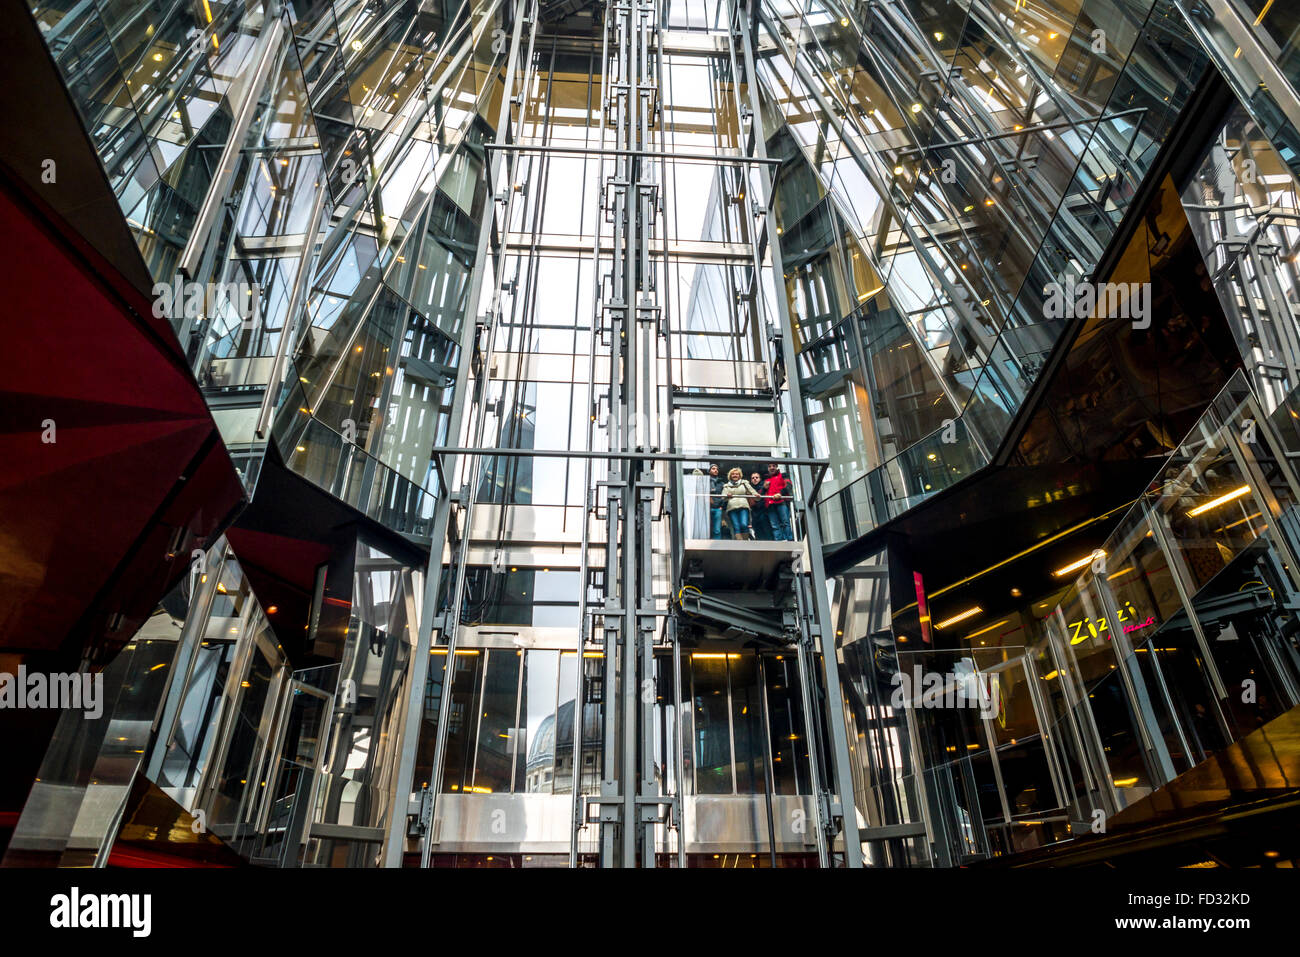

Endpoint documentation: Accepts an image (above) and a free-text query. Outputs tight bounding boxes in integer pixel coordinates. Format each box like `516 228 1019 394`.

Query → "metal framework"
383 0 866 868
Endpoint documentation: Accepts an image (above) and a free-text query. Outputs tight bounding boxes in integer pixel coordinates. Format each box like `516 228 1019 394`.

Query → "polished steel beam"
382 0 527 868
741 0 863 866
179 10 286 279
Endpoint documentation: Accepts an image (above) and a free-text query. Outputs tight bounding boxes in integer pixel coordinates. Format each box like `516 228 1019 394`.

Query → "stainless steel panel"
431 793 595 854
5 782 82 853
683 539 802 586
682 795 818 853
66 783 131 853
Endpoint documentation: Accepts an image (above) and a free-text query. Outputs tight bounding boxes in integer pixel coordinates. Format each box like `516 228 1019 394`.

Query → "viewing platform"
682 538 800 591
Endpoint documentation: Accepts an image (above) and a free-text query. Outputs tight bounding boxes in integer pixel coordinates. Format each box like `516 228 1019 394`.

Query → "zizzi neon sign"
1068 600 1156 644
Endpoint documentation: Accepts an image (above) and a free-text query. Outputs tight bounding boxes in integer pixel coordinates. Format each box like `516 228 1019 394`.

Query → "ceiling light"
1054 550 1105 577
935 606 982 629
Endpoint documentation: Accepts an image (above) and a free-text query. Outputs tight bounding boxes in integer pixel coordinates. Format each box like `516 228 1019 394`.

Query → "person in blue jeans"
721 468 760 539
762 462 793 541
707 463 726 539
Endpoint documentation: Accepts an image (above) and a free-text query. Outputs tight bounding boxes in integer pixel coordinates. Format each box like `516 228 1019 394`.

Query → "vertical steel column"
417 4 539 869
598 0 630 867
380 0 530 868
571 29 613 867
145 543 225 784
595 0 663 867
599 0 626 866
739 0 863 866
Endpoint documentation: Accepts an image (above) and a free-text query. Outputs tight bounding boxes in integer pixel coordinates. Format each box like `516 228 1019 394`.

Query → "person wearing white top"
719 468 759 540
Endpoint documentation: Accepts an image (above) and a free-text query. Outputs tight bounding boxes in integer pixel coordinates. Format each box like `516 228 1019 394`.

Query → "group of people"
706 463 794 541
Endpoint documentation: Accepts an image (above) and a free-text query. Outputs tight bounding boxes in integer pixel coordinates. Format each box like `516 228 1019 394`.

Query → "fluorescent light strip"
1187 485 1251 517
1218 510 1263 532
1053 550 1105 577
934 606 982 629
963 619 1010 640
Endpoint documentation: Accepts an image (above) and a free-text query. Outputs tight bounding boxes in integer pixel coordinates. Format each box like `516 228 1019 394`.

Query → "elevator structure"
393 0 863 868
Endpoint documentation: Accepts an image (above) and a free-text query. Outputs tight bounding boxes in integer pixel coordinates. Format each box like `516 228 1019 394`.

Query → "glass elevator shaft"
398 0 862 868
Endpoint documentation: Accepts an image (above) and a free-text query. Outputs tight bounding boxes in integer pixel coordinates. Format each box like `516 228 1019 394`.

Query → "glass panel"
519 650 561 793
690 655 733 794
441 651 485 793
469 649 521 794
729 655 765 793
765 655 811 795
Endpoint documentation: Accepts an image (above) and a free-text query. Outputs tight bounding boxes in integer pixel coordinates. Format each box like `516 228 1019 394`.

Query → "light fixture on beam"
934 606 982 629
1187 485 1251 517
1053 549 1105 577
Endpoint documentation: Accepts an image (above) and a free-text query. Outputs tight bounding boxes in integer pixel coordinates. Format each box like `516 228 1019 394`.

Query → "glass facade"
6 0 1300 871
878 372 1300 859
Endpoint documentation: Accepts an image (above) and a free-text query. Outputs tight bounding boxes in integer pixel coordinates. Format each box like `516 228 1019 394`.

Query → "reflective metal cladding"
6 0 1300 870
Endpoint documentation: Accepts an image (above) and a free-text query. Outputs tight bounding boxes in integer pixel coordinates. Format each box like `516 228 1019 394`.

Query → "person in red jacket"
762 462 793 541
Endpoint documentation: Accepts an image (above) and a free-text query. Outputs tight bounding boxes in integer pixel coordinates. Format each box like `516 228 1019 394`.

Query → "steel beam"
382 0 532 868
179 10 286 280
740 0 863 866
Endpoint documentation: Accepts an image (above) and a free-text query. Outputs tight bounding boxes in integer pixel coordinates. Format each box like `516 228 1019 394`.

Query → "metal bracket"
583 791 624 824
406 785 433 837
